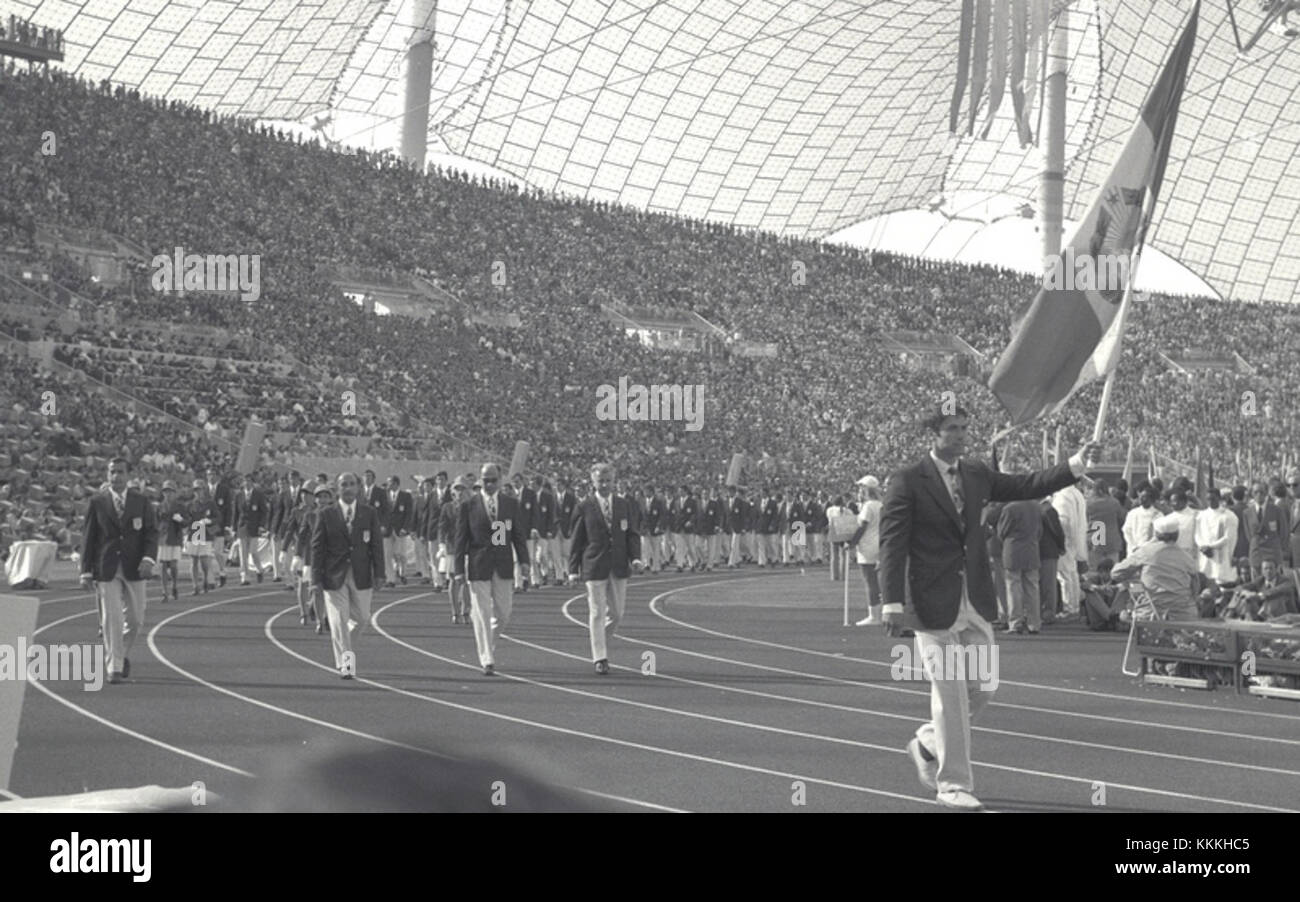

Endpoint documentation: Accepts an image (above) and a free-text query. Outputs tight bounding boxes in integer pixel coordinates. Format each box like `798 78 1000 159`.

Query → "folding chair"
1120 584 1163 677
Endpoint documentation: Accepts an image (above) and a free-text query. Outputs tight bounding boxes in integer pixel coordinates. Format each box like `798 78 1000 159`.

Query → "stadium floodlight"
1226 0 1300 53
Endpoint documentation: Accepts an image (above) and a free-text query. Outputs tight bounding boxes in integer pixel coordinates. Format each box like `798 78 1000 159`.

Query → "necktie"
345 505 353 532
113 493 124 519
488 495 496 520
947 466 964 515
602 496 611 523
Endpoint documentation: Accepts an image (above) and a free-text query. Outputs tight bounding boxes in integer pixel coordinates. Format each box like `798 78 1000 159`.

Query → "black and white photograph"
0 0 1294 879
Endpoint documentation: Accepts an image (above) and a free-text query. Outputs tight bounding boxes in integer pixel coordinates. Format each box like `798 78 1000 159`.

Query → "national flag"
987 3 1198 426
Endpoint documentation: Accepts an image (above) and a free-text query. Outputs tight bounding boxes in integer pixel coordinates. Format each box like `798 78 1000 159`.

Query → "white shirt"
1123 505 1158 553
1194 506 1238 582
1051 484 1089 562
481 491 498 519
339 501 355 525
855 498 882 565
1171 507 1199 558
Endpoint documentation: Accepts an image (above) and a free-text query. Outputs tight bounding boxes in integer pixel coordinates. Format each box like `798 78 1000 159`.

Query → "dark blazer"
647 495 667 534
186 499 220 546
208 480 233 536
702 498 723 533
1243 499 1287 563
233 487 269 537
1039 504 1065 559
158 498 188 546
518 486 537 536
537 489 557 538
311 501 385 590
726 496 746 534
381 489 414 536
80 488 160 582
558 490 579 538
569 495 642 581
758 498 779 534
453 492 529 581
997 500 1041 571
437 499 459 546
365 484 388 521
879 455 1077 630
1230 500 1250 561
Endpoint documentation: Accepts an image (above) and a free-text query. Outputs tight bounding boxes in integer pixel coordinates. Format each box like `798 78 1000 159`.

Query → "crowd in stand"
1 61 1298 660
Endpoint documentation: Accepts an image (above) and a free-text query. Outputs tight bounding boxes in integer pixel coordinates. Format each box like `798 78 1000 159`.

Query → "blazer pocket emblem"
362 530 371 542
504 519 512 530
620 519 628 531
132 517 142 530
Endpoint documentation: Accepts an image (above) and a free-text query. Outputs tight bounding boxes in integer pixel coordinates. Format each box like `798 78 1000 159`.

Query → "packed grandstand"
1 63 1297 559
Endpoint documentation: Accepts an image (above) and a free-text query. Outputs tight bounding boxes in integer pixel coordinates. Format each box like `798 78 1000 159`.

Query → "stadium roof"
13 0 1300 302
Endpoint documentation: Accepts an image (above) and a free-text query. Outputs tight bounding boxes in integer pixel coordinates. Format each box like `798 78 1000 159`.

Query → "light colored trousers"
914 592 997 795
468 573 514 667
586 575 628 662
323 570 372 672
1057 557 1082 614
1006 566 1041 630
98 574 147 674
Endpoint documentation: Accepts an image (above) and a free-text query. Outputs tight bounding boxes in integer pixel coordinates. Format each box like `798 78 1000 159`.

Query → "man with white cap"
1110 513 1200 620
850 476 883 625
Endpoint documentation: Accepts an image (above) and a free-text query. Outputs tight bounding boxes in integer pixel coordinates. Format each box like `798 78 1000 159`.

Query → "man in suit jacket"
997 500 1042 633
757 491 779 567
879 405 1096 809
1226 558 1299 620
362 470 386 514
556 477 579 586
454 463 529 674
533 476 557 586
569 462 643 674
232 472 271 585
1038 498 1066 624
726 485 747 569
1287 470 1300 569
1242 481 1287 578
311 472 385 678
273 471 303 586
440 479 472 622
204 465 234 587
381 475 414 587
702 486 724 571
1086 479 1126 566
80 457 159 684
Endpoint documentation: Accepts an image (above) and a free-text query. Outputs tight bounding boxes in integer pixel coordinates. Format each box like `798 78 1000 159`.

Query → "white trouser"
913 589 997 795
99 574 147 674
1057 557 1082 614
322 570 372 672
468 574 514 667
586 575 628 662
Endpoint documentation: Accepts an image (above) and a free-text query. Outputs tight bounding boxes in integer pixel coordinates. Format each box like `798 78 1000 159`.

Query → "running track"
8 569 1300 812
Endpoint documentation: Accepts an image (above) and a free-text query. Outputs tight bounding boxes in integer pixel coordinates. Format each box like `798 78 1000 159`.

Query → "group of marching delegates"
78 453 881 685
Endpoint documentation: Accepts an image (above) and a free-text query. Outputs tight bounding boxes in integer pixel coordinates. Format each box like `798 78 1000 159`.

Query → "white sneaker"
906 738 938 791
936 790 983 810
856 615 881 626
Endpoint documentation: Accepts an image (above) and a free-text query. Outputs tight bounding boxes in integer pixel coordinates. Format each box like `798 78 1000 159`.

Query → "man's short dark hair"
364 469 376 480
1232 485 1247 502
436 471 448 481
108 457 129 470
923 405 970 433
1093 478 1108 494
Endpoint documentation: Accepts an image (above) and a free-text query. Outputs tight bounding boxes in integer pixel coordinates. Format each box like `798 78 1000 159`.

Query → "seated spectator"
1081 559 1126 631
1111 514 1201 621
1224 559 1300 621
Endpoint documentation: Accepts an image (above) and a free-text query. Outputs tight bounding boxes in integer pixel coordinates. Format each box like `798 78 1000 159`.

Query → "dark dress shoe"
595 659 610 675
107 672 123 685
122 658 131 678
484 664 496 676
218 574 226 587
340 670 354 680
257 571 264 584
299 615 307 625
315 621 325 635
